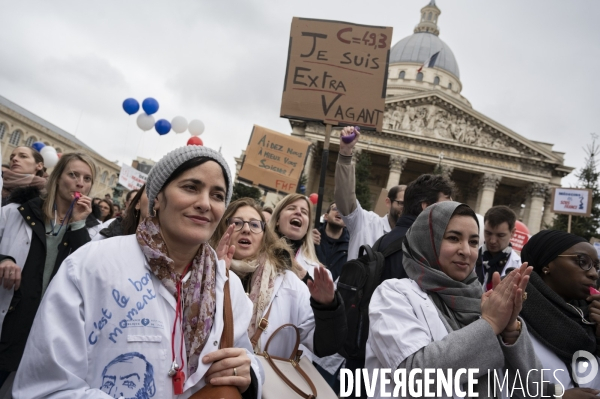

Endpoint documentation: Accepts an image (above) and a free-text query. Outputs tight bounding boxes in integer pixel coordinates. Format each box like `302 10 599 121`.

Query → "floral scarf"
230 256 276 353
136 217 217 374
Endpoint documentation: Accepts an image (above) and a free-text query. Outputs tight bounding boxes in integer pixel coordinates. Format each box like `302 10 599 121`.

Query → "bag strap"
250 301 273 348
263 323 300 355
221 271 234 349
263 352 317 399
380 235 405 258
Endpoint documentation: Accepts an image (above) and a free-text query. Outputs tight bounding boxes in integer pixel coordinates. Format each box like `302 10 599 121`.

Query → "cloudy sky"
1 0 598 186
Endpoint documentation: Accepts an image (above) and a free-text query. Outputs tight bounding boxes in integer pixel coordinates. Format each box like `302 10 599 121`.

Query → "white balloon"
171 116 188 134
188 119 205 136
40 146 57 156
136 113 155 131
42 149 59 168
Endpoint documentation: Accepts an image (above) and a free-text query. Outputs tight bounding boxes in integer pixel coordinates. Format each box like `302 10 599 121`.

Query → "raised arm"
334 126 361 216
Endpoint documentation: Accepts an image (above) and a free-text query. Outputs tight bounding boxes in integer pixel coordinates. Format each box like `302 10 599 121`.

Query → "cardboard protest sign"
118 163 148 191
551 187 593 217
238 125 310 194
281 17 393 132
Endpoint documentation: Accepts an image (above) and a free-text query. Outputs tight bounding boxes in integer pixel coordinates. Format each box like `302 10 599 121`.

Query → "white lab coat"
254 270 315 358
528 332 600 391
0 203 34 331
13 235 263 399
366 279 537 399
90 218 115 241
342 199 391 261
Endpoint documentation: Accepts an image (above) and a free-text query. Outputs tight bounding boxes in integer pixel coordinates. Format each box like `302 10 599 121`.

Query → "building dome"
389 33 460 79
389 0 460 79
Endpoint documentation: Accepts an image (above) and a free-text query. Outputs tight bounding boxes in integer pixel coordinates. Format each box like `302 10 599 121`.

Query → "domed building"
288 0 572 233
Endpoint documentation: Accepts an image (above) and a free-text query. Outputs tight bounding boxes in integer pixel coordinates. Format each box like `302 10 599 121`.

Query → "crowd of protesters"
0 128 598 399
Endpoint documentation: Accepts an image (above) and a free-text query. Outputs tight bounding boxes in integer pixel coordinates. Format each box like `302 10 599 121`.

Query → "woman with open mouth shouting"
211 197 346 359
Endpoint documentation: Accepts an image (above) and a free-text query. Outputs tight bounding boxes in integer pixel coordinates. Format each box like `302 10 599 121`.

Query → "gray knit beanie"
146 146 232 215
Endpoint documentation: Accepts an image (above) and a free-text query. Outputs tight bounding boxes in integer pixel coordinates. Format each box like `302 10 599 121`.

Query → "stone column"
386 155 407 190
303 139 318 192
524 183 548 234
542 188 556 229
476 174 502 215
290 120 307 137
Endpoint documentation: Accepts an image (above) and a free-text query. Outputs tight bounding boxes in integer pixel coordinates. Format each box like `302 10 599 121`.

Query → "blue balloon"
155 119 171 135
142 98 159 115
122 98 139 115
32 141 46 152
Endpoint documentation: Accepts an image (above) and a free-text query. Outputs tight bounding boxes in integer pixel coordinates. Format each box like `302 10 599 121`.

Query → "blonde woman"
212 198 345 358
267 193 344 391
268 193 324 280
0 152 95 387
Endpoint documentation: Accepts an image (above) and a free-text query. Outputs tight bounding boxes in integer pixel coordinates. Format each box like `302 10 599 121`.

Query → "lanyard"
170 262 192 395
49 198 77 236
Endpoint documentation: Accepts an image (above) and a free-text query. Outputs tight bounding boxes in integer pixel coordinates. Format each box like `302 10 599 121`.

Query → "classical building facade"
289 0 572 234
0 94 120 198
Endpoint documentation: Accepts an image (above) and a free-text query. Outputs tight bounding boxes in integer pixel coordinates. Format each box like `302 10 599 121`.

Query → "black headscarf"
519 230 597 384
520 229 587 274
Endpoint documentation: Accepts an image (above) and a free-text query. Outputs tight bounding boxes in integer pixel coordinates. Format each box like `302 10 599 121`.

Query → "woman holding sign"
520 230 600 397
365 201 545 399
13 146 262 398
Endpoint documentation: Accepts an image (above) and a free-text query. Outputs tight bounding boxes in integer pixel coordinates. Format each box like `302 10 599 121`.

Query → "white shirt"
13 235 263 399
342 199 391 261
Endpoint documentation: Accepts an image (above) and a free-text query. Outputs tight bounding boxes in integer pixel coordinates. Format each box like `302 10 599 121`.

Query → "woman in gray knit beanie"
12 145 263 398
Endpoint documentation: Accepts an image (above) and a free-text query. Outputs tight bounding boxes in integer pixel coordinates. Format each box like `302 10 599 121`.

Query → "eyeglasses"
556 254 600 272
226 217 265 234
392 199 404 206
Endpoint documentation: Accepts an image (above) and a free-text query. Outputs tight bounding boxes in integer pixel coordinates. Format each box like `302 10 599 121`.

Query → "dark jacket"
314 223 350 281
99 216 124 238
378 214 417 281
0 195 91 371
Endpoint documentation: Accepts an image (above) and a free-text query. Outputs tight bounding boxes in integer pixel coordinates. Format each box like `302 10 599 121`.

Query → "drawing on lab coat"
100 352 156 399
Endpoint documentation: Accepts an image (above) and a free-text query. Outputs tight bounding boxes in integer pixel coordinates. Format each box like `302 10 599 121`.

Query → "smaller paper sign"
118 163 148 191
551 187 593 217
238 125 311 194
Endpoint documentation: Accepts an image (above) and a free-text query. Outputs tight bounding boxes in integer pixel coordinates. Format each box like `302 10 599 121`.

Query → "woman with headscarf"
1 146 46 205
365 201 544 399
12 146 262 398
520 230 600 397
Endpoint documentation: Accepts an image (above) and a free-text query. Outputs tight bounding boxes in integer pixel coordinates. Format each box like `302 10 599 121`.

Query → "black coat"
314 223 350 281
378 214 417 281
0 196 91 371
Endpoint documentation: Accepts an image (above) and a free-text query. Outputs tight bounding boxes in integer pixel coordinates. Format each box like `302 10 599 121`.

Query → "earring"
544 270 549 274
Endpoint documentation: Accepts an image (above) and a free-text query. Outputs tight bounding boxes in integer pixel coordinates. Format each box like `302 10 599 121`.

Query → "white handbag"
258 324 338 399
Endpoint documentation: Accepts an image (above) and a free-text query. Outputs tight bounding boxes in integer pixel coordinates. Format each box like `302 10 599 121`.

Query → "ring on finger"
522 292 527 301
233 367 237 377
